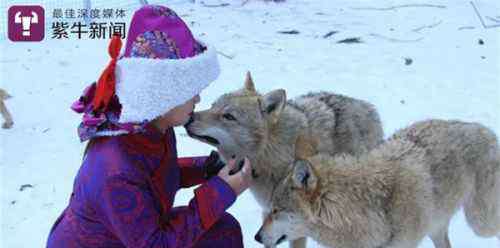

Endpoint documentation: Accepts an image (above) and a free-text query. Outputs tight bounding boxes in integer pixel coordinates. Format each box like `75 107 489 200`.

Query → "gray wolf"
185 72 384 247
256 119 500 248
0 88 13 129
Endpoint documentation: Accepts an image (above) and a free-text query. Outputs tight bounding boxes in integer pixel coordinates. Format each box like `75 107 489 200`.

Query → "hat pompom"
93 35 122 112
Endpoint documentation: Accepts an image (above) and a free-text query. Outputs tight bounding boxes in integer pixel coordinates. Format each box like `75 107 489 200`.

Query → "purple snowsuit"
46 125 243 247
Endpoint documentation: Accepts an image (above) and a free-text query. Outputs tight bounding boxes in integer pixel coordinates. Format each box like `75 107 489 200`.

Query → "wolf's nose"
254 232 263 243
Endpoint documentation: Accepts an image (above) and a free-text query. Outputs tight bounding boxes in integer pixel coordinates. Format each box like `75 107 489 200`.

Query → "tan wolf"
185 72 384 247
256 119 500 248
0 88 13 129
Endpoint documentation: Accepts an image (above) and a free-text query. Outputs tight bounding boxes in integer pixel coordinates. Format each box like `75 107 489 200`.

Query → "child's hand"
218 157 252 196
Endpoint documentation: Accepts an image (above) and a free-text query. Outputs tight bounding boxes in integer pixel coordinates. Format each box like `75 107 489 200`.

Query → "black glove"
204 151 226 179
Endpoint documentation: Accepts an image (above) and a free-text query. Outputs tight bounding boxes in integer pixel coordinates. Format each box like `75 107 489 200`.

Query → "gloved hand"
203 151 226 179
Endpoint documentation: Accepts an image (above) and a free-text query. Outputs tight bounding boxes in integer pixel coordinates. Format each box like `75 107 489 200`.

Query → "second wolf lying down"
256 119 500 248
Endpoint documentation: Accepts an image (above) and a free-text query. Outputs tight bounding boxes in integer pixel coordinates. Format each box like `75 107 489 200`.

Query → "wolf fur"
185 72 384 247
0 88 13 129
257 119 500 248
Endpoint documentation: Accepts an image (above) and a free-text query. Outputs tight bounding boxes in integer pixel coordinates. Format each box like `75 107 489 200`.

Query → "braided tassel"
93 35 122 112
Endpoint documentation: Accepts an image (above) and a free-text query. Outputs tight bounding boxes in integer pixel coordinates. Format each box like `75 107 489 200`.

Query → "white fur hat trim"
115 40 220 123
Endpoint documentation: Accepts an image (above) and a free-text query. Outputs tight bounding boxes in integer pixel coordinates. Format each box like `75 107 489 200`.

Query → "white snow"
1 0 499 247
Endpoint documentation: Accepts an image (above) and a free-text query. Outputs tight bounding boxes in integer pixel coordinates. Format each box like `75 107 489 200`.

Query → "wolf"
256 119 500 248
185 72 384 247
0 88 13 129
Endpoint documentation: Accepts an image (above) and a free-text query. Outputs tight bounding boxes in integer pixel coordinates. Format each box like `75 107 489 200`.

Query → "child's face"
155 95 201 130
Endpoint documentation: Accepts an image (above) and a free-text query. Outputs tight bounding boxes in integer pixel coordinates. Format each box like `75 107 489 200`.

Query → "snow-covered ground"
1 0 499 247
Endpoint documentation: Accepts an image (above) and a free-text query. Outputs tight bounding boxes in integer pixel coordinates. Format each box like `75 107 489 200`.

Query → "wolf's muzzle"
184 114 194 128
254 232 263 243
276 235 287 245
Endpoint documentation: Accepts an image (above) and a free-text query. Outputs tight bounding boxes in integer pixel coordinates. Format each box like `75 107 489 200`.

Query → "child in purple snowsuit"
46 5 252 248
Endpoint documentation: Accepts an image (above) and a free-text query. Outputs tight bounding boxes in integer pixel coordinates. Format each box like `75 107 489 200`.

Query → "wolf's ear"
0 89 11 100
295 132 317 160
292 160 318 191
244 71 256 92
262 89 286 124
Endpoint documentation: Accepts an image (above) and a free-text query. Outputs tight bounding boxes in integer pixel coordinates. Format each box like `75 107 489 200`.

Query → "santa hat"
93 5 220 123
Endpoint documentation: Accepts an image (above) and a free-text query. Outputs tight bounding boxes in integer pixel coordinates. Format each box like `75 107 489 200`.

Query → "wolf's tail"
464 147 500 237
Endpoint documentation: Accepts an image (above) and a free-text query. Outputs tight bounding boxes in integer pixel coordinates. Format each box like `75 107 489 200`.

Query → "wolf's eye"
223 113 237 121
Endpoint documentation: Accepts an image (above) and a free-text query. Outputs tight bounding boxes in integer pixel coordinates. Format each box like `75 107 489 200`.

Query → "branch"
486 16 500 23
471 1 487 28
350 4 446 11
217 51 234 59
277 30 300 35
412 20 443 32
337 37 362 44
369 33 424 43
458 26 475 30
323 31 339 38
470 1 500 29
201 2 230 7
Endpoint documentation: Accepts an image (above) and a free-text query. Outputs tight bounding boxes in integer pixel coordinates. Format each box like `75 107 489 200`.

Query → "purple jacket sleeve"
99 173 236 248
177 156 208 188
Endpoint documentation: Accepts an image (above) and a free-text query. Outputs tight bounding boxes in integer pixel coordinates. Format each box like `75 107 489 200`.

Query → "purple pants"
192 212 243 248
47 209 243 248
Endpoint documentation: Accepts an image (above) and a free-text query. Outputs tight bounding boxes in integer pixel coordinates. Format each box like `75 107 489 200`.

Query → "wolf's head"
185 72 286 160
255 134 320 246
255 159 320 246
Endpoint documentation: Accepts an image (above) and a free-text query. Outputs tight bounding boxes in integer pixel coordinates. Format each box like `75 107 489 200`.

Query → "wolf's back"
289 91 384 156
392 119 500 237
